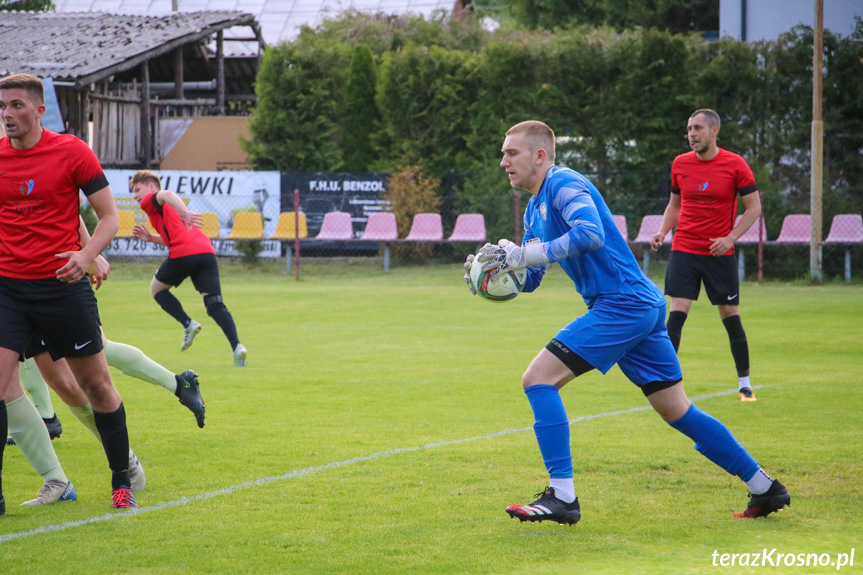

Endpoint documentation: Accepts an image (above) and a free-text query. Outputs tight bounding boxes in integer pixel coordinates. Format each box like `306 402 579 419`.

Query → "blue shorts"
548 298 682 388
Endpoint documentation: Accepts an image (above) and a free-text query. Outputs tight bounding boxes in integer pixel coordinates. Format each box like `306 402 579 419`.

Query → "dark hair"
0 73 45 106
690 108 721 130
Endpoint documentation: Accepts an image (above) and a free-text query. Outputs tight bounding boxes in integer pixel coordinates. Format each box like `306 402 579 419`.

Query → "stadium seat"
633 215 670 244
315 211 354 240
360 212 398 241
447 213 486 243
405 213 443 242
824 214 863 283
824 214 863 245
612 215 628 241
632 215 671 273
735 215 768 244
226 212 264 240
735 215 767 282
773 214 811 244
200 212 220 240
116 210 137 238
271 211 308 240
360 212 399 272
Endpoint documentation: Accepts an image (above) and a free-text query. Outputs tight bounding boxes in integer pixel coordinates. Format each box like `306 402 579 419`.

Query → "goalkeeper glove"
463 252 477 295
478 238 549 280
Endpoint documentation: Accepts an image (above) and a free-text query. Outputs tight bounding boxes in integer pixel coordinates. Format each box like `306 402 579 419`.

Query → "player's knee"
204 294 227 317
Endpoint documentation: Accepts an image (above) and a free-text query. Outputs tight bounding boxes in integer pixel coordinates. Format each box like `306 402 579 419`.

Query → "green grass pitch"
1 261 861 574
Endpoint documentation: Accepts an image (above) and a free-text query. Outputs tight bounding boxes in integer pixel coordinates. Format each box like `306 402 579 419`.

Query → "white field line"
0 387 753 544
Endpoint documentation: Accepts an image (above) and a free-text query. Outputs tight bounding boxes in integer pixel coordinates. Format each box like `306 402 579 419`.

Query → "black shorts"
24 334 49 360
664 251 740 305
155 253 223 295
0 276 104 360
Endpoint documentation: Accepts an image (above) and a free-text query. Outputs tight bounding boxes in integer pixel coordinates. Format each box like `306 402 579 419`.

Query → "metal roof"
0 10 259 86
51 0 460 56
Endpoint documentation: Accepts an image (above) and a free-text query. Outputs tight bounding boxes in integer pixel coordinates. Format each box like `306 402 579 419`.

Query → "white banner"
102 170 282 258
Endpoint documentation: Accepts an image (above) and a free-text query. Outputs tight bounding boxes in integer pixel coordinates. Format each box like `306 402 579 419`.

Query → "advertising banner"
280 173 390 238
103 170 282 258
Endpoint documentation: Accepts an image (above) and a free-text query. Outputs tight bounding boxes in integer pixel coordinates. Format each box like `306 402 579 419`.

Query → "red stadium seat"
824 214 863 283
360 212 398 241
735 215 767 244
612 214 628 241
773 214 811 244
632 215 671 273
448 214 486 243
405 213 443 242
315 211 354 240
824 214 863 245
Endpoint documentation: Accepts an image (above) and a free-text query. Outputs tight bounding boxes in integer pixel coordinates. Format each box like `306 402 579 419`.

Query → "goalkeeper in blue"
464 121 790 526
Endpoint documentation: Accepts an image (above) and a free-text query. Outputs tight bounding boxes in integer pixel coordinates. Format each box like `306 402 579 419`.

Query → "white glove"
463 252 477 295
477 238 548 280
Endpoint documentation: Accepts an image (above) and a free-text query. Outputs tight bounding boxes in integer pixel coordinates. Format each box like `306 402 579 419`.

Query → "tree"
242 40 352 171
482 0 718 34
0 0 54 11
342 45 381 171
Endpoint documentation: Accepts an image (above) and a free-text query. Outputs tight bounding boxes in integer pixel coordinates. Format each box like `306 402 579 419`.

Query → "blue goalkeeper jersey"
521 166 665 309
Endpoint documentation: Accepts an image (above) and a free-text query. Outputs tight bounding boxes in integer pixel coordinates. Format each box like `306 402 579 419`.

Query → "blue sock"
669 404 759 480
525 384 572 479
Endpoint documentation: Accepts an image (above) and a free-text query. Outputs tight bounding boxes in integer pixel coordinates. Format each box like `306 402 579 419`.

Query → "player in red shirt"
130 170 246 366
651 109 762 402
0 73 137 511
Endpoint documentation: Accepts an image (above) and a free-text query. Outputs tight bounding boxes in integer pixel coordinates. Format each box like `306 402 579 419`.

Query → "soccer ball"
469 257 527 302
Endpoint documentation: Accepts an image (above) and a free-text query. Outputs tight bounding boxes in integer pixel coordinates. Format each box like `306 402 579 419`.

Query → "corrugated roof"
0 10 258 85
52 0 460 56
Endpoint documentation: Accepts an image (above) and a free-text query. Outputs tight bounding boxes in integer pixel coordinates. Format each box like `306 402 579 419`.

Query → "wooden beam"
70 15 257 88
174 46 184 100
141 61 152 169
216 30 225 115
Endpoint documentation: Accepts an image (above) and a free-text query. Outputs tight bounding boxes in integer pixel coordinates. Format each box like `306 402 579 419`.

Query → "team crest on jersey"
17 178 34 196
539 202 548 220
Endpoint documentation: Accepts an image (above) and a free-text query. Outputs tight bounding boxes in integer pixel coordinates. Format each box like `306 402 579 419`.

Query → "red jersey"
0 129 109 279
670 148 757 256
140 192 215 258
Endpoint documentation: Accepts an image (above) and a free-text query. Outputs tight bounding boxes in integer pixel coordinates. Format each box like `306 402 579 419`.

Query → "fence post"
294 189 301 281
757 192 764 282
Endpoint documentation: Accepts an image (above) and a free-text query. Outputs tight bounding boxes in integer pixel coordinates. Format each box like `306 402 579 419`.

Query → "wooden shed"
0 10 264 168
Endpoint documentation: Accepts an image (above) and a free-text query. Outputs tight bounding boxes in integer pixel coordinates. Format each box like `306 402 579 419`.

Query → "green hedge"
243 14 863 225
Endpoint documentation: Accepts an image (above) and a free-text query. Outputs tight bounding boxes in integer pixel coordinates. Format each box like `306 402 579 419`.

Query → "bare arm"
154 189 204 228
651 194 681 251
132 224 167 246
78 215 110 289
55 187 118 283
709 191 762 256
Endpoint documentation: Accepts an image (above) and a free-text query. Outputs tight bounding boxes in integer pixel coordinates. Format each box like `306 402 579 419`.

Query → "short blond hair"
506 121 555 163
129 169 162 191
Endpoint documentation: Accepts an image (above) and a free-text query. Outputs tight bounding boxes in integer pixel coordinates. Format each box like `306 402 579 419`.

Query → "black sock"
0 400 6 497
722 315 750 377
93 403 131 489
666 311 688 353
154 290 191 327
210 307 240 350
205 295 240 350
